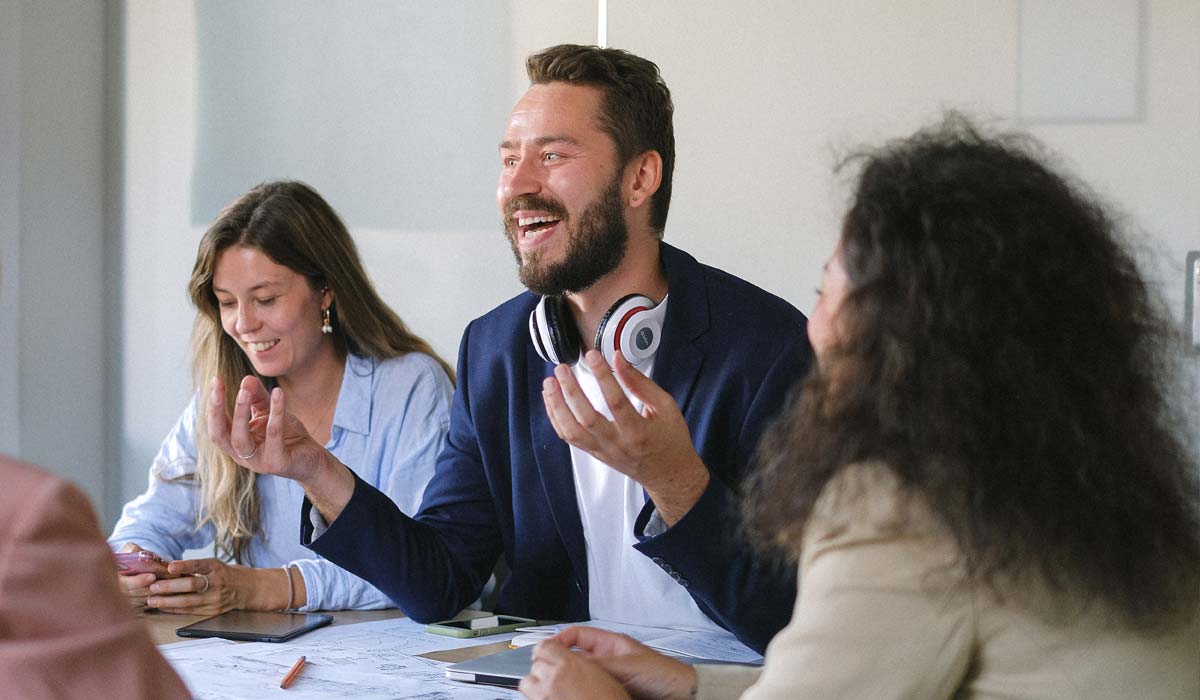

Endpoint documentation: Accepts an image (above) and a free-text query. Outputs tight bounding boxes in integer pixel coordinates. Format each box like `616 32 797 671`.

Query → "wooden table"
136 608 512 663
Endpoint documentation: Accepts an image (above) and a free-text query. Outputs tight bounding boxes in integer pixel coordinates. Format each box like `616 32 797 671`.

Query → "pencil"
280 655 306 689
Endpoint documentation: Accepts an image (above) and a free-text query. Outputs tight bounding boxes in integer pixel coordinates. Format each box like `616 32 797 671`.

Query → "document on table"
644 630 763 664
509 620 764 664
160 617 522 699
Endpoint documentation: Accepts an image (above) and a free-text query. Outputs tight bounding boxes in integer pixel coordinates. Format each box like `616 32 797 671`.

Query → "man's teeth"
517 215 561 237
517 215 558 227
247 340 279 352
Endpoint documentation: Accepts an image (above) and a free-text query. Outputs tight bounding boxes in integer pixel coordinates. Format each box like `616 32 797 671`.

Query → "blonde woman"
110 180 454 614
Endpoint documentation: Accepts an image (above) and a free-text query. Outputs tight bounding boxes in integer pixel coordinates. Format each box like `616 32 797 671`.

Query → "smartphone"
425 614 537 638
114 550 180 578
177 610 333 643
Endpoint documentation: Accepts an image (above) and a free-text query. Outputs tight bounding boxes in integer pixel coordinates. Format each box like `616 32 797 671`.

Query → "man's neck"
565 235 668 351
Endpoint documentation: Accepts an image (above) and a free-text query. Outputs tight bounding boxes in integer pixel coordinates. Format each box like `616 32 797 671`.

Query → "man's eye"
502 156 518 167
543 153 560 162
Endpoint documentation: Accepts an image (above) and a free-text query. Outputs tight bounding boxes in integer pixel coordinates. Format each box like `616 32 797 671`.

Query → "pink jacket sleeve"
0 457 190 700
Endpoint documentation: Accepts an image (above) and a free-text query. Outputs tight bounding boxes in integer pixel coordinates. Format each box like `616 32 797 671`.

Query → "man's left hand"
542 349 710 525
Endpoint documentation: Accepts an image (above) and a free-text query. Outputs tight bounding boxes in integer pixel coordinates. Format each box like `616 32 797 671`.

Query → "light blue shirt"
108 352 452 611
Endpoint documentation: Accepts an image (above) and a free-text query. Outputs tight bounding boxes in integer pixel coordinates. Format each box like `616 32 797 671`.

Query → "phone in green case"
425 614 536 638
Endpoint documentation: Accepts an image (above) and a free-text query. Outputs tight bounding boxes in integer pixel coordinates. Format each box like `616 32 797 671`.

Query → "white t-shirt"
568 347 724 633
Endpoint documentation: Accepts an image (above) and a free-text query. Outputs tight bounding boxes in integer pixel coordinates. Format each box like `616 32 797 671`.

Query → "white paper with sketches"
159 617 521 700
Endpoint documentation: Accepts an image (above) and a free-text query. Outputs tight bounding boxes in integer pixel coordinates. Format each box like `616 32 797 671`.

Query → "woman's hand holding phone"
142 557 236 616
113 543 177 607
114 544 304 616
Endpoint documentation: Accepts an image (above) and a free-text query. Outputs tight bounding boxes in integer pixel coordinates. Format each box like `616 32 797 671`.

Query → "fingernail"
543 377 554 391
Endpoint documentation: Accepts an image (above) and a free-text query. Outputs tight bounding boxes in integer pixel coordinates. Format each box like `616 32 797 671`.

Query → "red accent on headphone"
612 306 649 354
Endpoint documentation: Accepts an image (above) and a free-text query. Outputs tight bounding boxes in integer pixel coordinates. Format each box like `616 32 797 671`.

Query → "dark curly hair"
743 116 1200 631
526 44 675 235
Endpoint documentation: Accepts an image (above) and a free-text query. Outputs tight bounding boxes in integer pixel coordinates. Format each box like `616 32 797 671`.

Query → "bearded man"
213 44 811 653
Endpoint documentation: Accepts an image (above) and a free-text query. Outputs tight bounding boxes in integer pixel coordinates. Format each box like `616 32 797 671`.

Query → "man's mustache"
504 195 568 222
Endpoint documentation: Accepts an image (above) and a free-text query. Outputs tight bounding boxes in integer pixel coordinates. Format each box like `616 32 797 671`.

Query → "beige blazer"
0 456 190 699
697 463 1199 700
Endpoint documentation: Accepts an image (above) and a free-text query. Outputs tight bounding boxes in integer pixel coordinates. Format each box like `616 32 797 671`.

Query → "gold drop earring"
321 306 334 335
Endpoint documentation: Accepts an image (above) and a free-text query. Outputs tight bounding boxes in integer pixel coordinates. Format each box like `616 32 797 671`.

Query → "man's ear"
625 150 663 209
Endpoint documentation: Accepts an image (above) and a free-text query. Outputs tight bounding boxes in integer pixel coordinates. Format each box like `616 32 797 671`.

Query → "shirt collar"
331 353 373 436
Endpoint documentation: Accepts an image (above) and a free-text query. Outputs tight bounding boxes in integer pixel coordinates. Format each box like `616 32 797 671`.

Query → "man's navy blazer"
304 242 812 652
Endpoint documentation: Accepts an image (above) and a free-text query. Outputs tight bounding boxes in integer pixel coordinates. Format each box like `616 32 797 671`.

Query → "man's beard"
503 176 628 296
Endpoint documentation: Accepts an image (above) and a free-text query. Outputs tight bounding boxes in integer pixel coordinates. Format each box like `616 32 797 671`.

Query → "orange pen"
280 655 307 689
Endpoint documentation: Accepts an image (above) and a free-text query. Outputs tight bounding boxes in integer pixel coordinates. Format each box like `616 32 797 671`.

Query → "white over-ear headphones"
529 293 667 367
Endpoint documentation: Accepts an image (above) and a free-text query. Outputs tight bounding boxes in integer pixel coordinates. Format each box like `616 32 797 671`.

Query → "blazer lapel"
651 242 708 416
528 352 590 583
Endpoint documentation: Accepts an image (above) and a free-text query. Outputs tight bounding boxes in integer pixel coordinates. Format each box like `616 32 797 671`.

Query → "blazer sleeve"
293 359 453 611
0 470 190 699
736 468 975 700
302 321 505 621
634 333 808 652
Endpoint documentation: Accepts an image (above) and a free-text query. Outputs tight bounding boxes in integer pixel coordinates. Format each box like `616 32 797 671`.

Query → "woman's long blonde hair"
186 180 453 564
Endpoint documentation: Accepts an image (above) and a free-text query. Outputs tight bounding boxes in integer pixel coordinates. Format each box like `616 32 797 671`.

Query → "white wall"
7 1 1195 526
613 0 1018 308
0 1 22 456
1 0 109 511
117 3 203 521
611 0 1198 317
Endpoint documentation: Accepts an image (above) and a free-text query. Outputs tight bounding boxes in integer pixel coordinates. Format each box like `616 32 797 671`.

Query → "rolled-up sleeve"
108 398 212 559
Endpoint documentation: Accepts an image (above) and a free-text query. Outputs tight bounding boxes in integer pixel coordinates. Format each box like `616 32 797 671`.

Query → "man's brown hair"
526 44 675 235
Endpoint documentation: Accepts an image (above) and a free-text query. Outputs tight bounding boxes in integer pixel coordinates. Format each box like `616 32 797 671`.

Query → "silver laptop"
444 641 763 688
444 644 533 687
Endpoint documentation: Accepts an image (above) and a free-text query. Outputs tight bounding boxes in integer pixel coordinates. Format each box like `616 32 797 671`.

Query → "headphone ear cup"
529 299 555 364
544 295 581 365
620 304 664 365
595 294 657 366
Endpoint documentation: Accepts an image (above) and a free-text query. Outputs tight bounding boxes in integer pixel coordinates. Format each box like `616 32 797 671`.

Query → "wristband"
281 565 296 611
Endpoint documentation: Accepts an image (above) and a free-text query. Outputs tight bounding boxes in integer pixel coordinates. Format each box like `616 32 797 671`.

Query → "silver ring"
237 444 258 460
194 573 210 594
